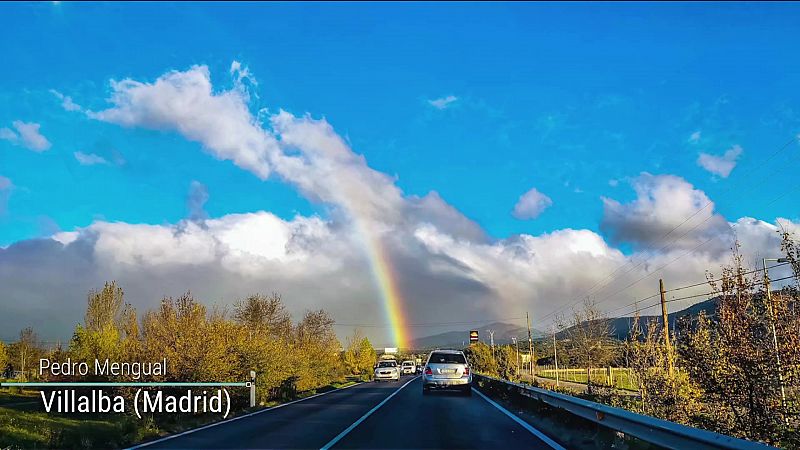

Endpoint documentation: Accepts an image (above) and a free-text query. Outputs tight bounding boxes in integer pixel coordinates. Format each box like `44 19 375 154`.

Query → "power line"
538 175 799 328
532 135 799 328
611 274 798 319
332 316 527 329
665 262 791 293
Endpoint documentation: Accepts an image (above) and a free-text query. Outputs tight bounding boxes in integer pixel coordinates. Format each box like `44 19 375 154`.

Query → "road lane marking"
474 388 566 450
320 376 419 450
127 381 364 449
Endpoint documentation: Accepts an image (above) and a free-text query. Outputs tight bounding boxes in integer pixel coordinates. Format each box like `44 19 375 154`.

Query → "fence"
535 366 638 391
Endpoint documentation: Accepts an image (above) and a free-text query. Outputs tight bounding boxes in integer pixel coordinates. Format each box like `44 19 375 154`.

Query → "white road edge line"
127 381 364 449
474 387 566 450
320 376 419 450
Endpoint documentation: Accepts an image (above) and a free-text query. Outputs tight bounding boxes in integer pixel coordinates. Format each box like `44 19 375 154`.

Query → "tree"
558 298 615 394
85 281 125 332
343 329 376 380
0 341 9 377
495 344 519 381
464 342 498 376
140 292 224 382
627 314 701 424
677 241 800 445
11 327 41 379
70 282 136 365
233 293 292 339
294 309 341 391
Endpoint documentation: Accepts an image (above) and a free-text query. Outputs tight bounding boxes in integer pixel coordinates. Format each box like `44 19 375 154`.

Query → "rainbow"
356 220 409 349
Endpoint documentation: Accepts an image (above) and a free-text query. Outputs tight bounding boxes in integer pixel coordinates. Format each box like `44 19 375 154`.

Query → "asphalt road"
134 376 562 450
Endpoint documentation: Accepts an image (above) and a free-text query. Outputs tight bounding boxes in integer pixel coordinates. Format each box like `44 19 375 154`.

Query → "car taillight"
463 367 470 377
424 366 432 375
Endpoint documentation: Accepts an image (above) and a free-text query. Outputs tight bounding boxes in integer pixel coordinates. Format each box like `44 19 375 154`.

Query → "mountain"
410 322 545 350
410 297 720 349
557 297 719 341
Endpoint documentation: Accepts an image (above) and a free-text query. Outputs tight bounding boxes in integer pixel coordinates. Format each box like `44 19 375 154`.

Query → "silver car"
422 349 472 395
374 360 400 381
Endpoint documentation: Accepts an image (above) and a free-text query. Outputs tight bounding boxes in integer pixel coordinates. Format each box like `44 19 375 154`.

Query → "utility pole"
659 279 674 377
527 312 534 377
763 258 788 423
487 329 496 361
552 324 559 387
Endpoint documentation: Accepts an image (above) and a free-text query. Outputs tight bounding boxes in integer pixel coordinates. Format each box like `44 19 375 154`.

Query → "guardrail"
473 373 776 450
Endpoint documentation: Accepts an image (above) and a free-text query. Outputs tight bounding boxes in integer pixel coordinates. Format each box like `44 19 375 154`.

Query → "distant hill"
558 297 719 341
410 298 719 349
410 321 545 350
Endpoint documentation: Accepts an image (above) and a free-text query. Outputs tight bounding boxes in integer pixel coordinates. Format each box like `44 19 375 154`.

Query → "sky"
1 2 799 347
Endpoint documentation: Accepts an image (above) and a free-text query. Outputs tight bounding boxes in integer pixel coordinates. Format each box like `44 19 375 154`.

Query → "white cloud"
697 144 743 178
0 121 51 152
513 187 553 220
2 62 796 347
230 60 257 89
50 89 82 112
87 64 471 229
74 151 109 166
428 95 458 110
601 173 730 251
89 65 278 179
608 179 619 187
688 131 701 143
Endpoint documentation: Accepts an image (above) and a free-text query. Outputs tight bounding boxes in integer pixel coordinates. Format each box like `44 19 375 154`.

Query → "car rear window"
429 352 466 364
378 361 396 368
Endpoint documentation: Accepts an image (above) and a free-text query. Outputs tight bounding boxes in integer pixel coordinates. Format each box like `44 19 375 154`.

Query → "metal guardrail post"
249 370 256 408
473 374 776 450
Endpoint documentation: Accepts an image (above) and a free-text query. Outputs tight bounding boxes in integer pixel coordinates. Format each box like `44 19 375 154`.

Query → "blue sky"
1 3 799 343
2 2 798 246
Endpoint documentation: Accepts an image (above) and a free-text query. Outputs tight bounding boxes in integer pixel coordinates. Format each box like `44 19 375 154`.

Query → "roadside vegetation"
467 231 800 448
1 290 377 449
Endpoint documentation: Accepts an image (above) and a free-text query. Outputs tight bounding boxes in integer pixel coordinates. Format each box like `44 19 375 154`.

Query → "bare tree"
12 327 40 379
558 298 615 394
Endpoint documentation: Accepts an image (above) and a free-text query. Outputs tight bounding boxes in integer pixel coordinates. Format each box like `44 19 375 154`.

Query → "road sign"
469 330 479 343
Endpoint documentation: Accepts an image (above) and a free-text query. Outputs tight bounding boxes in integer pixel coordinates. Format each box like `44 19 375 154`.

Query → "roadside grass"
0 403 150 449
0 377 363 449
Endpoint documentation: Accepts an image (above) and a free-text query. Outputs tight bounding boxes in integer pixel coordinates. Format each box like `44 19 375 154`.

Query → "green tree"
343 329 376 380
294 310 341 391
69 282 136 366
464 342 498 376
233 293 292 339
0 341 8 376
495 344 519 381
233 294 295 404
